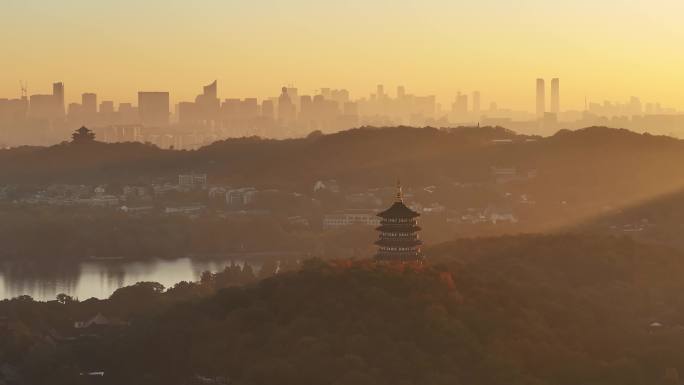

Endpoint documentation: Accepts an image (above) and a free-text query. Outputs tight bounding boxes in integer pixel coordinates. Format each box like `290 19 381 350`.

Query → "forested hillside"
5 234 684 384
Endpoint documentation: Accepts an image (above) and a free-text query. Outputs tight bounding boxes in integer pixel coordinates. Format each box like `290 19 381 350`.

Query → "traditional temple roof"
377 201 420 219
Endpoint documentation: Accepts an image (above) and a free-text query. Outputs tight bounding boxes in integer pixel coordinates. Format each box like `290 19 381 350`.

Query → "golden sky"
2 0 684 111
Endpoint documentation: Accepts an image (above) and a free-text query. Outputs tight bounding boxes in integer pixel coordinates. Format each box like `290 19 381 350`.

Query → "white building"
226 187 258 206
178 173 207 188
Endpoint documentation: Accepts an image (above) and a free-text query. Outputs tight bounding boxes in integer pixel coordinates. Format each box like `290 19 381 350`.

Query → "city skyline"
1 77 679 116
4 76 684 149
3 0 684 111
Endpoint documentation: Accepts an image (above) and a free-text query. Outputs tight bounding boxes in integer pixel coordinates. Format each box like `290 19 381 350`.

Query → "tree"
56 293 75 304
71 126 96 143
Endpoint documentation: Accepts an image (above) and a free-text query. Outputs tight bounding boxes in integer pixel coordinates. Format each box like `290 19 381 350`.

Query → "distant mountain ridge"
0 125 679 184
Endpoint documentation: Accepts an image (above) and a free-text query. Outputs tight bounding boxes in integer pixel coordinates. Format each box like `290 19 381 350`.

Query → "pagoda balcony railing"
379 233 419 238
380 218 418 224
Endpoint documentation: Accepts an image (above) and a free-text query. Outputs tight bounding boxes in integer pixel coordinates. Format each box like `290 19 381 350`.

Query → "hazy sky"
2 0 684 110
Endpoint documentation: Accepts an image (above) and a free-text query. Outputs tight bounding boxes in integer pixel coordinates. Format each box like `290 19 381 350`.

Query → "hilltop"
1 125 683 192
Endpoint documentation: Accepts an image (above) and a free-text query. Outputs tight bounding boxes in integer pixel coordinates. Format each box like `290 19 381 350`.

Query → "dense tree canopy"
4 234 684 384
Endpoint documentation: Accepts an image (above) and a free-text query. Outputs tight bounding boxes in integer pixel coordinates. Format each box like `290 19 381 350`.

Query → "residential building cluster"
0 166 553 236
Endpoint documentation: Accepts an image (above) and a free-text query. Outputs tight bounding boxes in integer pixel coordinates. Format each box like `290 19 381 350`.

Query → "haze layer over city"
6 1 684 384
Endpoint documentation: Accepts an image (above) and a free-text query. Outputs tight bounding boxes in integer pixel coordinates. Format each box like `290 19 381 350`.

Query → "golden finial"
395 179 403 203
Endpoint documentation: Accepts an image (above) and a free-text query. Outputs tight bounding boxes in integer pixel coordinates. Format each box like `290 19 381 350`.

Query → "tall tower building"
277 87 295 125
550 78 559 114
138 91 170 127
376 84 385 99
536 78 545 118
203 80 217 100
472 91 481 116
196 80 220 124
82 93 97 115
452 92 468 118
52 82 65 118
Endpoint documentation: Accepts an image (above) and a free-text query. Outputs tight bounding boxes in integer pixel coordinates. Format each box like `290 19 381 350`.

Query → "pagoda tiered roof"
377 201 420 219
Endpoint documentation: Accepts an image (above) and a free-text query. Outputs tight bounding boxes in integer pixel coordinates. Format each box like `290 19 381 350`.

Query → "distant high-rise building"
203 80 217 100
138 92 170 126
178 101 199 124
261 100 275 120
29 94 60 121
52 82 65 118
377 84 385 99
195 80 220 124
300 95 313 121
82 93 97 116
278 87 295 125
536 78 545 118
629 96 642 116
29 82 65 122
343 101 358 116
242 98 259 119
67 103 82 120
330 89 350 105
452 92 468 119
397 86 406 99
286 87 299 108
550 78 559 114
320 88 331 100
118 103 138 124
472 91 481 116
99 101 114 115
0 98 28 124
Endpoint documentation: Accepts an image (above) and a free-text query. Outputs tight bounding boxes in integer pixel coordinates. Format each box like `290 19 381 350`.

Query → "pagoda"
374 182 424 263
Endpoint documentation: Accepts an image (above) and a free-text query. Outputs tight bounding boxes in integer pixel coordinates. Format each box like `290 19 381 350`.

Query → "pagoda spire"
395 179 403 203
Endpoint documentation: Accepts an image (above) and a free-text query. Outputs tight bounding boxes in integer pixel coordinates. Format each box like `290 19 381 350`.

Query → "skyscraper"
82 93 97 116
472 91 481 116
277 87 295 125
99 101 114 115
261 100 274 120
536 78 545 118
195 80 220 124
203 80 217 100
52 82 65 119
138 92 170 127
550 78 559 114
452 92 468 118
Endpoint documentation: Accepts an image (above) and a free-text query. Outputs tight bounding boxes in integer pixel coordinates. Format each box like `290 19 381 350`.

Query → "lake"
0 257 257 301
